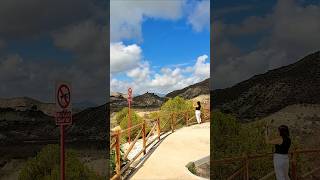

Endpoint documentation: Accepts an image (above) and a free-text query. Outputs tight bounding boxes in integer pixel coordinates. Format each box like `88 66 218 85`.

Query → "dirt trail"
129 122 210 180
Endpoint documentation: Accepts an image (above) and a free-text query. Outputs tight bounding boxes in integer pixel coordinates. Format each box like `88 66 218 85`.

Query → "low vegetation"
158 96 193 131
19 144 103 180
211 111 303 179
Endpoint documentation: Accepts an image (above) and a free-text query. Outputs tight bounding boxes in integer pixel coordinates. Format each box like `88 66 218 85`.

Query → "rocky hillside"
0 97 56 116
166 78 209 99
0 108 56 144
132 92 167 108
0 97 87 116
259 104 320 148
110 92 167 112
67 104 107 142
0 104 107 150
212 51 320 121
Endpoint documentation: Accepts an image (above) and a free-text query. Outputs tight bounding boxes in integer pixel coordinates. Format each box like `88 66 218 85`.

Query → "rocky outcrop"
132 92 167 108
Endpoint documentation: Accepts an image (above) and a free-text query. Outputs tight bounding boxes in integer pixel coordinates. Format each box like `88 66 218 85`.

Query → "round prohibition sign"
127 88 133 101
57 84 71 109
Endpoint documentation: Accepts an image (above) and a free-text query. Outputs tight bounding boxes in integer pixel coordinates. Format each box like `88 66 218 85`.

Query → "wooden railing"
212 148 320 180
110 108 210 180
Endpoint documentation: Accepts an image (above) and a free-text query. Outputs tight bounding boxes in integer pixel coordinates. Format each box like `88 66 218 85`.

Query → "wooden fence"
110 108 210 180
212 148 320 180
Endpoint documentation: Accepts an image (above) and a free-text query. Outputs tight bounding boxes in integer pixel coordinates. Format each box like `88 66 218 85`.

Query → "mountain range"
110 78 209 112
0 78 210 159
212 51 320 121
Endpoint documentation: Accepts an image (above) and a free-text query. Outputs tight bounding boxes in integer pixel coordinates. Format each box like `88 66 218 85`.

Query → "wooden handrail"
227 165 245 180
110 109 209 179
212 148 320 179
123 129 142 160
302 167 320 178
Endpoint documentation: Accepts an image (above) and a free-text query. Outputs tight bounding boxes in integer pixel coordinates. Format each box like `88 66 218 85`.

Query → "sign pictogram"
55 81 72 126
57 84 71 109
127 87 133 102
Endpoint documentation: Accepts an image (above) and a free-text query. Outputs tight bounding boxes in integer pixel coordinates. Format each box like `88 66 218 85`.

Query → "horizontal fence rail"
110 108 209 180
212 148 320 180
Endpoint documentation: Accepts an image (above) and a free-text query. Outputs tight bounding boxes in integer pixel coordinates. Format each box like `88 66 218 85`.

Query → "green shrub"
109 145 129 177
211 111 304 179
19 144 102 180
115 107 151 142
159 96 193 131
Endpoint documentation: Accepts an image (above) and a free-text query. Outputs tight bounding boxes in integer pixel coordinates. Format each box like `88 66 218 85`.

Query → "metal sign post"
55 81 72 180
127 88 133 144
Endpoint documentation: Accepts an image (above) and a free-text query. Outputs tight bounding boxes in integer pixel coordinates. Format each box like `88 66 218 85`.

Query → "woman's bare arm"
265 125 283 145
266 137 283 145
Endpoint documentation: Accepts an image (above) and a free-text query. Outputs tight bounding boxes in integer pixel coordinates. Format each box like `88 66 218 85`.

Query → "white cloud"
187 0 210 32
194 54 210 78
127 62 150 82
111 54 210 95
110 0 185 42
110 42 142 73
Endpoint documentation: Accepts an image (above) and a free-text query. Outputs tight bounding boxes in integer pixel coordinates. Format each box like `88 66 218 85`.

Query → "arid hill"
0 97 56 116
166 78 209 99
212 51 320 121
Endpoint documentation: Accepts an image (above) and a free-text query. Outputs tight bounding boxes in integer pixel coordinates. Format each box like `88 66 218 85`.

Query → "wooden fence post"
173 112 176 132
242 153 249 180
171 113 174 133
115 130 121 179
185 112 189 126
291 151 298 180
142 121 146 155
245 154 249 180
157 117 161 142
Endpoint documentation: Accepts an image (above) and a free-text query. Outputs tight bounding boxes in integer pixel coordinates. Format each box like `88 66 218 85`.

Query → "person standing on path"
265 124 291 180
194 101 201 124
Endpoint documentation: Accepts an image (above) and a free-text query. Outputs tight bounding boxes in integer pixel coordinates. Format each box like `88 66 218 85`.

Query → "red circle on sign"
128 88 132 95
57 84 70 109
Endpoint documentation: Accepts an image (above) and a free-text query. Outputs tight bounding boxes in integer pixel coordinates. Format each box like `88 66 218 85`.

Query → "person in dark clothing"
265 124 291 180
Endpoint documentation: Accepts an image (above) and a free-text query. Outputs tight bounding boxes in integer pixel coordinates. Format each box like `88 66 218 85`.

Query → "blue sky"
110 0 210 95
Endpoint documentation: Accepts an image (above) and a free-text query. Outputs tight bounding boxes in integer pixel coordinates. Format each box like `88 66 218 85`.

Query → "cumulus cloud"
111 54 210 95
0 1 107 105
110 42 142 74
213 0 320 89
127 62 150 82
194 55 210 78
110 0 185 42
187 0 210 32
